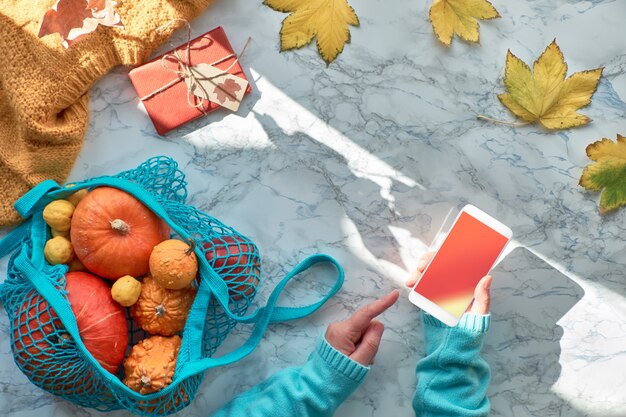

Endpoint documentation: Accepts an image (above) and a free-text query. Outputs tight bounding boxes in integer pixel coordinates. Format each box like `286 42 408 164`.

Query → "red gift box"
129 26 252 135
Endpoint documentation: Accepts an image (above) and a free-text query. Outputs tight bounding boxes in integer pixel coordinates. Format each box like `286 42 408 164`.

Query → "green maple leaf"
579 134 626 213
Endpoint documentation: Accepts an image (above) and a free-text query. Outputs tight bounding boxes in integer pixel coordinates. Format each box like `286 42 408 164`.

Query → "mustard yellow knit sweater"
0 0 212 226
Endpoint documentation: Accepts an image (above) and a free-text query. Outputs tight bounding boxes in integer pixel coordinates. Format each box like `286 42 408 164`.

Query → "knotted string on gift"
139 19 251 114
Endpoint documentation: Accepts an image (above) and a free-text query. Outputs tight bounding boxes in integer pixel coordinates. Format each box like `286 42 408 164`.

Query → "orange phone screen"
413 211 509 318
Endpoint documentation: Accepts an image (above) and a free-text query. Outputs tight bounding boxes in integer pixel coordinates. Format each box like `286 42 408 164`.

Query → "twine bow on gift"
139 19 251 114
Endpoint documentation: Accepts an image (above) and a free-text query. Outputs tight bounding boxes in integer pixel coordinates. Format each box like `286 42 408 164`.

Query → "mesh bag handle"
177 253 343 381
0 220 30 259
3 175 344 401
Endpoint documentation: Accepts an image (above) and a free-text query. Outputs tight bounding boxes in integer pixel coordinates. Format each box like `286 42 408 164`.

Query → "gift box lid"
129 26 252 135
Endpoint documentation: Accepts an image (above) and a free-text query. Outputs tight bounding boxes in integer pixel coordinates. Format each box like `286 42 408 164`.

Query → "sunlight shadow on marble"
249 110 446 277
245 76 424 191
484 247 585 417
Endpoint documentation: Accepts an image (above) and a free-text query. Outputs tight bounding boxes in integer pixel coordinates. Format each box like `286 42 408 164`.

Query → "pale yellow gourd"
43 200 74 232
111 275 143 307
44 236 73 265
67 189 88 207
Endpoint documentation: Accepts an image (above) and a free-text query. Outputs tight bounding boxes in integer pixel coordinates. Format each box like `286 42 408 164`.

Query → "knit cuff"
422 312 491 334
316 337 370 383
457 313 491 333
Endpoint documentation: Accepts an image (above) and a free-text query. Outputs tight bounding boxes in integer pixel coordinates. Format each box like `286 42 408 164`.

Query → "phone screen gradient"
413 212 509 318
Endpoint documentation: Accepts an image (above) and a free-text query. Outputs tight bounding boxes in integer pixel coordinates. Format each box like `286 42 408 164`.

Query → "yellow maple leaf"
264 0 359 65
579 135 626 213
429 0 500 46
498 40 603 129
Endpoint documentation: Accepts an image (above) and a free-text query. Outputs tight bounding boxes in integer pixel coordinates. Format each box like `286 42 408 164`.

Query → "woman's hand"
325 290 399 365
405 252 492 315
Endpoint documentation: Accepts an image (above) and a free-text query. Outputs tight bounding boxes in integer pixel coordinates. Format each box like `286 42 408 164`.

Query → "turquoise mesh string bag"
0 156 344 416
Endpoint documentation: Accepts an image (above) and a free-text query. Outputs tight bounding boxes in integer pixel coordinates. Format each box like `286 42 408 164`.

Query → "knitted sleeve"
210 336 369 417
0 0 212 226
413 313 492 417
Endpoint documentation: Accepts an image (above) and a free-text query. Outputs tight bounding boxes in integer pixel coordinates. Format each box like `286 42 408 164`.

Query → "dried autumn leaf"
497 40 603 129
429 0 500 46
263 0 359 65
39 0 92 40
579 135 626 213
39 0 123 48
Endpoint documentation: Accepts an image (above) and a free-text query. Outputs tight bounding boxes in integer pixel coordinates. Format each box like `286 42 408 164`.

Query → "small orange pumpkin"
123 335 181 394
149 239 198 290
70 187 170 279
130 275 196 336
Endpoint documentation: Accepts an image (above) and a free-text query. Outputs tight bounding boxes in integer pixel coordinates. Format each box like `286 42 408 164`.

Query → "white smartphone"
408 204 512 326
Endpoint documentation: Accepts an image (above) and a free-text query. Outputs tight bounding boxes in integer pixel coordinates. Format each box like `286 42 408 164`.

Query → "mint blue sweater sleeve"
210 336 369 417
210 313 490 417
413 313 492 417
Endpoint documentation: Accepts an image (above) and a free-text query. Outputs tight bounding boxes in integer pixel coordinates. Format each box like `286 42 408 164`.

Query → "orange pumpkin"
149 239 198 290
63 272 129 372
70 187 170 279
131 275 197 336
12 272 128 382
123 335 181 394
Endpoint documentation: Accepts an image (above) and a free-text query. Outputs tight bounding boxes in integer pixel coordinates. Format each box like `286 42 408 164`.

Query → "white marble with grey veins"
1 0 626 416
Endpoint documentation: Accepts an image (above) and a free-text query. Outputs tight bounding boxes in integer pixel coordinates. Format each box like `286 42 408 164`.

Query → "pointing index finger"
345 290 399 331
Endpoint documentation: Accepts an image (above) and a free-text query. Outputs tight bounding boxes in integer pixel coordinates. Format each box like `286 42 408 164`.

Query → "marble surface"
2 0 626 416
